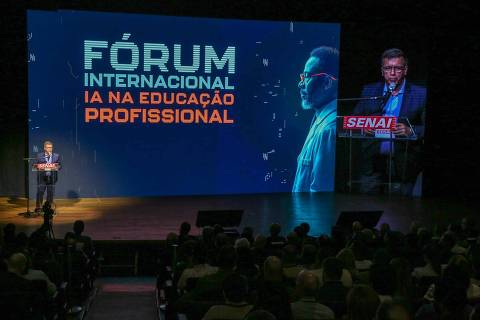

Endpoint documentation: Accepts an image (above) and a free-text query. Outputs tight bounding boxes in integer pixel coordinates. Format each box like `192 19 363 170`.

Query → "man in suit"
35 140 61 213
353 48 426 196
293 46 339 192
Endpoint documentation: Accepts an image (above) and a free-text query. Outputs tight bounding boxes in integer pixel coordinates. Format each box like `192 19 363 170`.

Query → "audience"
4 214 480 320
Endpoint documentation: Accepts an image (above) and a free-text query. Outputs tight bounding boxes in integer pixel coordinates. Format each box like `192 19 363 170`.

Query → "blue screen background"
28 10 340 197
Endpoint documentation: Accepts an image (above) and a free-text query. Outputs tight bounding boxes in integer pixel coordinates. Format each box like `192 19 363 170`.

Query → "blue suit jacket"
353 81 426 138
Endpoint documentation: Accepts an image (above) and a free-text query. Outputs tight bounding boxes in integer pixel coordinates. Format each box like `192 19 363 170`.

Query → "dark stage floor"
0 193 475 240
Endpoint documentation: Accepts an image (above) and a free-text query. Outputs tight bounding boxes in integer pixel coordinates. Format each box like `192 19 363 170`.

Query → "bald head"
296 270 319 297
7 252 27 275
264 256 283 281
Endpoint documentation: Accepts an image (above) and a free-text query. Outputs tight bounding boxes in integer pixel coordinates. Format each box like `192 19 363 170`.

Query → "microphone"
380 82 397 113
383 82 396 101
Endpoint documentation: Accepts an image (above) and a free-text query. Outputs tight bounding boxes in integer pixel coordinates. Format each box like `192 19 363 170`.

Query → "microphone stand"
19 157 38 218
337 95 385 102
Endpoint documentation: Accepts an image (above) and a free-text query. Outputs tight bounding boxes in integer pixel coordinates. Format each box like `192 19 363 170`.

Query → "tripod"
42 202 56 240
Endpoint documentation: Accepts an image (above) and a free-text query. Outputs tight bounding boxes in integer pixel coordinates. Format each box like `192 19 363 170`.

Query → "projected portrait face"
299 56 337 110
381 56 408 86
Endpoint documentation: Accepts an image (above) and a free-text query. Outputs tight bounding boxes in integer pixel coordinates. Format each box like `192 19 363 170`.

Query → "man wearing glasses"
293 46 339 192
353 48 426 195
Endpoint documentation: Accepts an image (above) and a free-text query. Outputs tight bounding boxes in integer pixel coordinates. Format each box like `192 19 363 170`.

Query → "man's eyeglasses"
382 65 406 73
299 72 337 82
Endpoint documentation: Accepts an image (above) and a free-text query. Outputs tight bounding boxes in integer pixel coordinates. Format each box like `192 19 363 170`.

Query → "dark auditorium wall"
1 1 479 203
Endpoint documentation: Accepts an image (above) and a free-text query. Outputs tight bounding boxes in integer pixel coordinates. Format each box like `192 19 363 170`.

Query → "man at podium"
353 48 426 195
35 140 61 213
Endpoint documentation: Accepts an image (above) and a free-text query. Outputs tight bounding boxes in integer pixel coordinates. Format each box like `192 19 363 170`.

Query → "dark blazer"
35 152 61 184
353 81 426 138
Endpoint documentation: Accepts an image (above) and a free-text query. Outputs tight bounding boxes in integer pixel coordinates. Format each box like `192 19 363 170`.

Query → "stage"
0 193 474 240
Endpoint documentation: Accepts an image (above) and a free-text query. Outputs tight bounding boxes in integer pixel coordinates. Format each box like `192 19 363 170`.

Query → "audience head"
222 272 248 303
269 223 282 237
380 223 391 237
346 285 380 320
3 223 16 243
217 245 237 270
241 226 254 242
263 255 283 282
300 222 311 236
202 226 214 243
322 257 343 282
180 221 191 235
337 248 356 273
234 237 250 249
73 220 85 235
64 232 76 246
286 231 301 247
352 221 363 233
166 232 178 246
254 234 267 249
6 252 27 275
213 224 224 235
296 270 319 298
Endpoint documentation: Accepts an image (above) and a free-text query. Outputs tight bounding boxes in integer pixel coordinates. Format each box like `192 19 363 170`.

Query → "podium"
337 116 417 194
32 162 60 214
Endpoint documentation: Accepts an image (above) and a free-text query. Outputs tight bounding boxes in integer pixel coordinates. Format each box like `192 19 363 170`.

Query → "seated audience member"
235 246 259 284
0 252 35 319
337 248 359 280
255 256 292 320
3 223 16 251
300 244 318 270
178 222 195 245
300 222 316 245
313 259 353 288
177 241 218 291
252 235 268 265
416 277 471 320
290 270 334 320
461 216 479 239
317 257 349 318
22 254 57 297
390 257 414 301
375 300 412 320
266 223 286 253
352 240 373 271
241 226 255 245
370 249 396 302
201 273 253 320
345 285 380 320
72 220 94 257
282 244 303 281
412 243 441 281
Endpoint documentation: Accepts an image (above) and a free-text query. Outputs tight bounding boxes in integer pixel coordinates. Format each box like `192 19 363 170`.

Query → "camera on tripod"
42 201 55 222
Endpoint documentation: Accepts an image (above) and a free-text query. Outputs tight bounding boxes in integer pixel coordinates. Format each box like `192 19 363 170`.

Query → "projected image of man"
293 47 339 192
35 141 61 213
